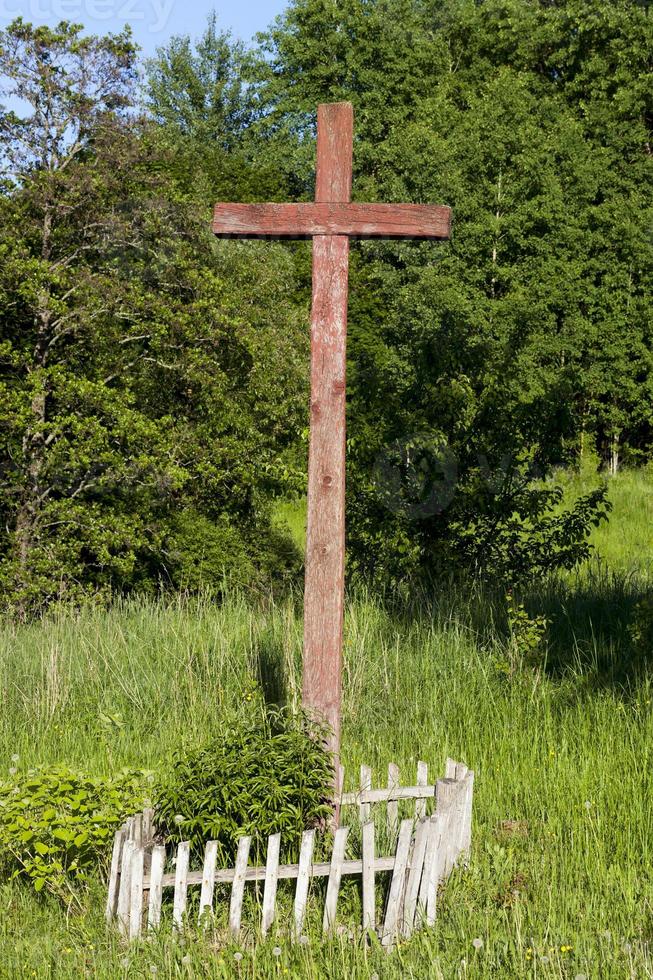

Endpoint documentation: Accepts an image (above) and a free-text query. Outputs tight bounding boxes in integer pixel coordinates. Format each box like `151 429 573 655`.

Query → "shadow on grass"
364 560 652 692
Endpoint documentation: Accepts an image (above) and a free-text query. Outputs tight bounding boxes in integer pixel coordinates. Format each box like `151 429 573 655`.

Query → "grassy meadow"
1 468 652 978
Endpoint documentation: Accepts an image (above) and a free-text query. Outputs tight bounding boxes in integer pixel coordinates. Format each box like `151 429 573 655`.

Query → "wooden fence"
106 758 473 946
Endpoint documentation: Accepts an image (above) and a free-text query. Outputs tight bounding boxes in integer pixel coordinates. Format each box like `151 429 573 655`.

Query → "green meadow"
1 468 652 979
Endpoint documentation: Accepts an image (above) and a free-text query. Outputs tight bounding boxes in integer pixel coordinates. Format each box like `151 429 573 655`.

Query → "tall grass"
0 470 652 978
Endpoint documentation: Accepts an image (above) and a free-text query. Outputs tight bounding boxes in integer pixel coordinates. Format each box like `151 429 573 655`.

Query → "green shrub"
154 708 333 864
0 765 147 903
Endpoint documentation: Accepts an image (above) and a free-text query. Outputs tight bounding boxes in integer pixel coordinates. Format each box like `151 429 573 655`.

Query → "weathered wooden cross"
213 102 451 763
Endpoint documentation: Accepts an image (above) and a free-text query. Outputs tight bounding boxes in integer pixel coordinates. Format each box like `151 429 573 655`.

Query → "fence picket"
198 840 218 924
105 829 125 922
117 839 134 937
382 819 413 946
387 763 399 838
147 845 166 931
323 826 349 934
415 762 428 820
262 833 281 936
461 771 474 861
229 836 251 936
359 765 372 823
293 829 315 939
129 847 145 940
402 818 429 936
172 841 190 931
423 811 446 926
108 759 473 948
361 820 375 931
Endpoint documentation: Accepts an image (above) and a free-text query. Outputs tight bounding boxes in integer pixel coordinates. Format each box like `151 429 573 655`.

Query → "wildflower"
584 801 592 810
181 955 191 966
273 946 282 957
472 938 483 950
8 767 16 776
560 945 573 953
234 953 243 962
299 935 309 946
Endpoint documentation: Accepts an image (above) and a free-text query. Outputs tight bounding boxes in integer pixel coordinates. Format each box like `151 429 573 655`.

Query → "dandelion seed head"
299 935 309 946
10 754 19 763
233 952 243 962
8 767 16 776
472 937 483 949
273 947 282 957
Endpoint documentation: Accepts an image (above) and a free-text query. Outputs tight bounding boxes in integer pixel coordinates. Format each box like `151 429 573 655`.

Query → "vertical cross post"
212 103 451 771
303 103 353 759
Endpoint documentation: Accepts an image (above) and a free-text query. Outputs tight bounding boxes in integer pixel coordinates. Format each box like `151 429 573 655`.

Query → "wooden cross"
213 102 451 763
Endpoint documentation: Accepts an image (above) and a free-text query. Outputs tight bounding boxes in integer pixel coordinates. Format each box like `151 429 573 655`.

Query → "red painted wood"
211 101 452 772
212 202 451 240
302 103 353 762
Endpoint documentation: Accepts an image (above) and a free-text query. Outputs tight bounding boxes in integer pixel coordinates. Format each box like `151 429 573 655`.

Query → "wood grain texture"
302 233 349 755
147 845 166 931
322 826 349 934
212 202 451 240
361 821 376 932
172 841 190 931
387 763 400 838
198 840 218 924
261 833 281 936
315 102 352 203
129 847 145 940
293 829 315 939
382 819 413 945
229 836 251 936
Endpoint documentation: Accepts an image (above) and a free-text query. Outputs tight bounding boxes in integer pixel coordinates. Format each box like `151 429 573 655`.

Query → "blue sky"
1 0 289 56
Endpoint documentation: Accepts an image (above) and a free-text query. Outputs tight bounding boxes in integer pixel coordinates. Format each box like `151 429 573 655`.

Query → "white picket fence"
106 758 473 946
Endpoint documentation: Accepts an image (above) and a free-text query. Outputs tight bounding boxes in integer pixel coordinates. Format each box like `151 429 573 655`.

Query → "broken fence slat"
262 833 281 936
340 784 436 805
382 819 413 946
415 761 428 820
198 840 218 924
323 826 349 934
293 829 315 939
402 818 430 937
387 763 399 838
147 846 166 931
229 835 251 937
129 847 145 940
359 765 372 822
361 820 375 932
105 829 125 922
172 841 190 931
423 811 447 926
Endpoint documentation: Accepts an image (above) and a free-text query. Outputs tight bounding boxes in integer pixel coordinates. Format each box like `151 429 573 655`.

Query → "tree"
0 20 308 612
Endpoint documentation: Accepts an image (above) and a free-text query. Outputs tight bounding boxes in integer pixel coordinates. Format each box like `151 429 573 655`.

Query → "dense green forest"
0 0 651 611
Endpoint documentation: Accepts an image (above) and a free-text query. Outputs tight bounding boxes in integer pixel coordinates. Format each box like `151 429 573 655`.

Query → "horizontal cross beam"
213 202 451 240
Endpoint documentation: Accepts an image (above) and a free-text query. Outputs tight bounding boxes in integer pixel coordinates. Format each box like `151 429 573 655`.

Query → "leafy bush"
154 708 333 863
0 765 146 903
